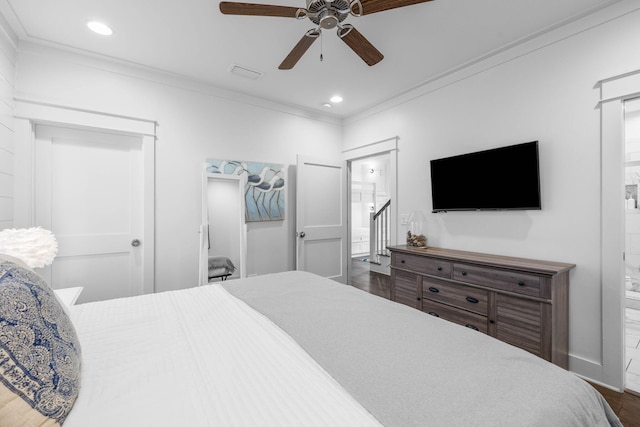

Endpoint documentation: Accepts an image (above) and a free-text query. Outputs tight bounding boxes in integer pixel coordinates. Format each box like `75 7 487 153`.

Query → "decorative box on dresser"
388 245 575 369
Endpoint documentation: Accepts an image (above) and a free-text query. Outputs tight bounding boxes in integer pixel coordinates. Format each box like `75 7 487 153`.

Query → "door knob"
298 232 306 238
131 239 141 247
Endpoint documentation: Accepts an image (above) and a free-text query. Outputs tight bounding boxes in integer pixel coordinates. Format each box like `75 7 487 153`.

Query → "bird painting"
206 159 285 222
254 173 285 219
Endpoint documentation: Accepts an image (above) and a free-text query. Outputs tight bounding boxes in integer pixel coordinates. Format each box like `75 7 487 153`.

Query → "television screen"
430 141 541 212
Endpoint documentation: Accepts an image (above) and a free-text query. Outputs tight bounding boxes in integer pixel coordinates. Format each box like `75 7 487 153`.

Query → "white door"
296 155 348 283
34 125 146 303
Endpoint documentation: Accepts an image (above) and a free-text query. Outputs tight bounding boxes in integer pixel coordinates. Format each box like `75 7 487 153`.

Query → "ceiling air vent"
228 64 264 80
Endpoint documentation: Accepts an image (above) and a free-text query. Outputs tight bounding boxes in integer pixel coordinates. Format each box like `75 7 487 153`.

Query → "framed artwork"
206 159 285 222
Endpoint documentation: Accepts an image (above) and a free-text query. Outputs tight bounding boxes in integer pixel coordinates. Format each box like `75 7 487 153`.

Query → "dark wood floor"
349 257 640 426
351 256 390 299
591 383 640 427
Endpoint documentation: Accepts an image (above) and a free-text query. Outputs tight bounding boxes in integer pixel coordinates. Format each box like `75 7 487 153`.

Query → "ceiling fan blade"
279 30 320 70
337 25 383 67
354 0 433 15
219 2 302 18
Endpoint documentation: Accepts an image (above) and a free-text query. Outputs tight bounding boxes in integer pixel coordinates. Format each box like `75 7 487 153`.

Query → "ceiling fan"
219 0 433 70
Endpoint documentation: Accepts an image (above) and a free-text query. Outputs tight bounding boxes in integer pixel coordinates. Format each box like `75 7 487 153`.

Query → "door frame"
599 70 640 390
343 137 399 285
13 99 157 294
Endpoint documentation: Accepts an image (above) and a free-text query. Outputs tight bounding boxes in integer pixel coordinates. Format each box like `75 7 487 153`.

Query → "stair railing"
369 200 391 264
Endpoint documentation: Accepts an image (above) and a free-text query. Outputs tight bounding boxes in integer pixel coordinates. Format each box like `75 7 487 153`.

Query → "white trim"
15 98 156 136
13 102 156 294
599 70 640 104
342 136 399 159
0 6 18 52
142 133 156 295
598 68 640 390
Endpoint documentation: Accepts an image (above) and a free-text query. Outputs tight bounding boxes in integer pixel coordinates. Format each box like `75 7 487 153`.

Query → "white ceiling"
0 0 621 118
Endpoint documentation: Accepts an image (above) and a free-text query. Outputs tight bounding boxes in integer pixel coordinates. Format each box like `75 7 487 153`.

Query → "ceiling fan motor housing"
306 0 350 29
220 0 430 69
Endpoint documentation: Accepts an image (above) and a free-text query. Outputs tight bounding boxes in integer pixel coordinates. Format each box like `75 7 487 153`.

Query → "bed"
0 261 622 427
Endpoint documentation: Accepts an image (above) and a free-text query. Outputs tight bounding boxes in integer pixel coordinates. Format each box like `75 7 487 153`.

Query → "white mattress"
65 284 381 426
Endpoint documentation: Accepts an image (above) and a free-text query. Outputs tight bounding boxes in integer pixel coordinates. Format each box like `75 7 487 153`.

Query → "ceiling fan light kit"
219 0 433 69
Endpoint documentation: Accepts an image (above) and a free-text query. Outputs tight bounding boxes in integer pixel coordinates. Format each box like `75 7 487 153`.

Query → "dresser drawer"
422 300 488 333
391 269 421 309
452 263 541 297
422 277 488 316
392 252 451 278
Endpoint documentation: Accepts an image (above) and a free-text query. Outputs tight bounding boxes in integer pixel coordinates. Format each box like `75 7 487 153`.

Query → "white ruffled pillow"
0 227 58 268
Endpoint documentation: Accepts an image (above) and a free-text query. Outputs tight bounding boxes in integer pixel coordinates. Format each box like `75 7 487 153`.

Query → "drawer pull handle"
427 312 439 317
518 281 525 286
428 287 440 293
465 324 479 331
401 260 405 264
437 266 443 271
465 296 479 304
461 271 468 276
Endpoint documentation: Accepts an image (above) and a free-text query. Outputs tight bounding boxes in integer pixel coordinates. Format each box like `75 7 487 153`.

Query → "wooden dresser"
388 245 575 368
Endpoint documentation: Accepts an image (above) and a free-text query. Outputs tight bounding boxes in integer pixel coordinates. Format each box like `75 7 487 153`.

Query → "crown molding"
344 0 637 125
16 41 343 127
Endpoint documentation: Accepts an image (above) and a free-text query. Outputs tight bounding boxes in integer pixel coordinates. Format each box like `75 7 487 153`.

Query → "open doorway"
343 137 398 289
350 153 392 278
624 96 640 392
600 70 640 390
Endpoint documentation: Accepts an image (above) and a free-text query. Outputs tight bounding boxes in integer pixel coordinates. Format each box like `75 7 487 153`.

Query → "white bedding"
65 284 381 426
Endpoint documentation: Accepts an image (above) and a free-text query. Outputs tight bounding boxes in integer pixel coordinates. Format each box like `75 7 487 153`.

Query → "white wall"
12 42 343 293
0 14 15 229
343 1 640 386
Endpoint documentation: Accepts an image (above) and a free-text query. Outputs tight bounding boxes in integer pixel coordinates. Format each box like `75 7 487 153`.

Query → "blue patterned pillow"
0 260 81 426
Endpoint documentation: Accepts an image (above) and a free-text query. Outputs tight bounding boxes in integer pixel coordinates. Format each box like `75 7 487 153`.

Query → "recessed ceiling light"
87 21 113 36
330 95 343 103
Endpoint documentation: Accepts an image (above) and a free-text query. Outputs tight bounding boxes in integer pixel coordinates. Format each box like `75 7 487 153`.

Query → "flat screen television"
430 141 541 212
